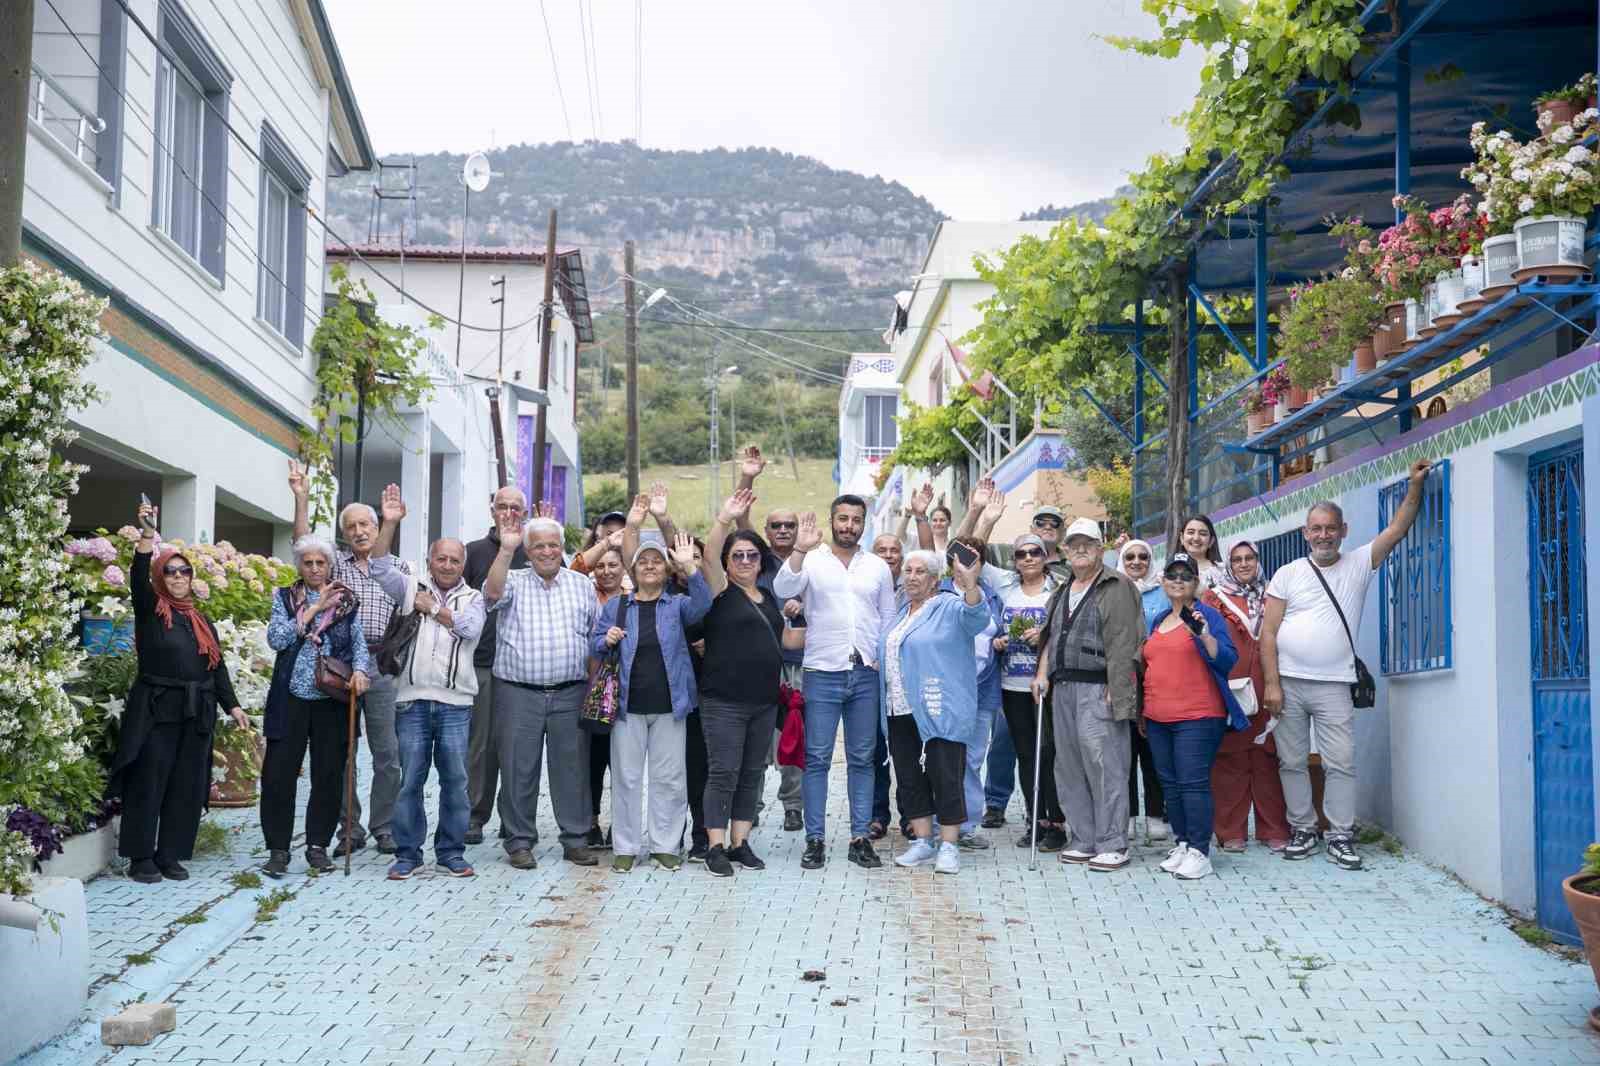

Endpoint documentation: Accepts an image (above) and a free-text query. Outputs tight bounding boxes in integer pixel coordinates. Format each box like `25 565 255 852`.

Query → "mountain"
1020 186 1131 225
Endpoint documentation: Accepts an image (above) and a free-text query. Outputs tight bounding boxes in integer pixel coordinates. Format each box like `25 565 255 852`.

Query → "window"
151 1 230 280
864 394 897 451
256 124 309 346
1255 528 1305 582
928 359 944 407
1379 459 1452 674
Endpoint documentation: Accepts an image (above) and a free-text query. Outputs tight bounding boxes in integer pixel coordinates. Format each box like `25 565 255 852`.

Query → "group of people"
105 444 1434 884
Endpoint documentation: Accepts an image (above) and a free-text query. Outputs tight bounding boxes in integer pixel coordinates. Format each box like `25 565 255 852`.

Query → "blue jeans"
1144 716 1227 856
801 666 880 840
393 699 471 864
984 701 1016 810
872 726 892 827
962 699 1000 833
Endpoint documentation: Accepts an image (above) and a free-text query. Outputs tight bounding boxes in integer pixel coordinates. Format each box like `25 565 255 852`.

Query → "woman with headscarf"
259 534 373 879
1116 537 1170 845
1202 539 1291 852
110 501 250 884
585 543 628 849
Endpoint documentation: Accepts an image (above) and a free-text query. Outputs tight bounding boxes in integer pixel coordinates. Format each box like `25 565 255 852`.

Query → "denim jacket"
591 572 712 720
941 576 1005 715
876 590 993 745
1147 600 1249 732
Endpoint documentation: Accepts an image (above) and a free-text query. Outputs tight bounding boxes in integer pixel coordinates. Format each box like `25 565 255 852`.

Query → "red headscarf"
150 548 222 669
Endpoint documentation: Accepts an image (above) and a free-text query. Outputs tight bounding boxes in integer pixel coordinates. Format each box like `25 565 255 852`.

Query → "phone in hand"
1179 605 1205 635
949 540 980 570
138 492 159 532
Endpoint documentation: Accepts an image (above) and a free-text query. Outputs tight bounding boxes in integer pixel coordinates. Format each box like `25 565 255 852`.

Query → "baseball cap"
1031 505 1065 525
1012 532 1046 553
1163 551 1200 578
630 542 667 568
597 511 626 526
1062 517 1103 543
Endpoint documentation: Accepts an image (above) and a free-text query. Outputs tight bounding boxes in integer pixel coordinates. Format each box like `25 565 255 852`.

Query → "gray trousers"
1051 682 1131 854
1274 677 1356 839
609 712 688 857
760 662 804 814
339 670 400 843
467 666 499 828
495 680 590 852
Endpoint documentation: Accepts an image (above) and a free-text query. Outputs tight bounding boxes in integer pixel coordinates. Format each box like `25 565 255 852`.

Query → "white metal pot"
1404 297 1421 342
1433 267 1465 324
1418 283 1439 335
1459 254 1485 310
1513 215 1587 281
1481 233 1520 296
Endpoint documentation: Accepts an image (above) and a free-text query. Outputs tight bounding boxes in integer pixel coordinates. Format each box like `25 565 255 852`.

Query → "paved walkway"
14 747 1600 1066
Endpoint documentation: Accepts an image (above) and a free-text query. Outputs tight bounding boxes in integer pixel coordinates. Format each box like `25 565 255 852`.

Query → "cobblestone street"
16 750 1600 1066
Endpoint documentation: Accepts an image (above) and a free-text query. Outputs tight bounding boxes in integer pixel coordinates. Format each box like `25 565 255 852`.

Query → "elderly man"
484 510 600 868
369 485 486 879
1032 516 1144 871
289 461 409 855
461 486 530 845
1261 460 1432 871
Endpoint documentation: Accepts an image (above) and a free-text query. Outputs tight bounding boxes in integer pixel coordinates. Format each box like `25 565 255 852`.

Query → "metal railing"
29 64 104 169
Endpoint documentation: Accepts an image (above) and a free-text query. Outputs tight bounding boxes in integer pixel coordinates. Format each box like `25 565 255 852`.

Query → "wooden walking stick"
343 685 359 876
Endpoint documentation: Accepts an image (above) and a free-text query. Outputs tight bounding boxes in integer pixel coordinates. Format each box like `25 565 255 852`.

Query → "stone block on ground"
101 1002 177 1046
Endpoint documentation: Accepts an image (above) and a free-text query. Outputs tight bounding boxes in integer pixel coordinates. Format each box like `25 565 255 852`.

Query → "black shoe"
562 844 598 866
704 844 734 877
1326 837 1363 870
1021 826 1066 852
981 806 1007 829
783 810 803 832
464 824 485 846
260 850 290 879
687 841 710 863
585 825 605 849
129 858 162 884
1283 828 1321 860
155 859 189 881
604 827 612 849
728 841 766 870
866 821 888 841
332 838 365 858
507 849 536 870
374 833 397 855
801 837 826 869
848 837 882 869
304 846 334 873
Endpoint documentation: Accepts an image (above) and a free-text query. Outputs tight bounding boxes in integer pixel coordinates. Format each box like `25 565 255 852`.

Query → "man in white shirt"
1260 459 1432 871
774 494 896 869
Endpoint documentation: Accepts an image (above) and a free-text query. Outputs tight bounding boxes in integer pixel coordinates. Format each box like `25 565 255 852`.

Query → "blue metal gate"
1528 442 1592 944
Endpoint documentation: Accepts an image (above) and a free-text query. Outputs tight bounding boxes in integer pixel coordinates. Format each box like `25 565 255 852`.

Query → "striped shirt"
489 566 599 685
335 551 411 647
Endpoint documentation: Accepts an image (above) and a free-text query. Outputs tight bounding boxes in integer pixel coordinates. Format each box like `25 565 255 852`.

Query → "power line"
633 0 642 144
585 0 604 139
663 295 846 385
576 0 600 140
539 0 574 141
661 293 869 358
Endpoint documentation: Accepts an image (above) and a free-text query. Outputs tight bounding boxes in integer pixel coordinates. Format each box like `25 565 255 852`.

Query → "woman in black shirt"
109 501 249 883
698 489 804 877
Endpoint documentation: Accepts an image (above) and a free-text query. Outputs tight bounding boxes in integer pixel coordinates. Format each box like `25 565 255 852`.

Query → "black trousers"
1001 688 1064 824
1129 725 1166 818
701 697 778 828
589 729 610 820
885 715 966 826
260 695 350 852
118 719 213 861
685 708 709 846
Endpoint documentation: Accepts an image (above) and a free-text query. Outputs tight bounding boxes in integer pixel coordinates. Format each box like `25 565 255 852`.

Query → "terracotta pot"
1538 98 1581 127
1562 873 1600 1032
1590 93 1597 110
210 727 266 807
1354 342 1376 373
1288 385 1311 410
1372 324 1392 363
1246 410 1265 435
1261 404 1277 427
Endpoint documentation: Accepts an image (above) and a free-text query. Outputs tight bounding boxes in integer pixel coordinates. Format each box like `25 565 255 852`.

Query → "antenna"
455 151 494 364
463 152 492 193
366 156 419 244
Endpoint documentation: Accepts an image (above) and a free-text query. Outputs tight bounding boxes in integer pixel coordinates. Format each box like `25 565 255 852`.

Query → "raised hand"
669 531 697 574
534 499 557 520
951 549 983 591
739 445 766 480
287 459 308 500
380 483 406 524
136 499 160 536
909 482 934 517
1408 458 1432 486
648 481 670 519
794 511 823 553
604 528 625 549
719 487 755 524
969 477 995 512
627 493 650 526
982 487 1008 524
495 508 523 548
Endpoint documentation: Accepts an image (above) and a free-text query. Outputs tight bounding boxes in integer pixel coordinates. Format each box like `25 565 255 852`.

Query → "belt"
1050 668 1108 684
501 678 584 692
848 649 865 667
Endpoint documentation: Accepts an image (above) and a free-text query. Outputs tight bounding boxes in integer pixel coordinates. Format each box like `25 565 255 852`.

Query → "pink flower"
191 578 211 600
102 565 126 588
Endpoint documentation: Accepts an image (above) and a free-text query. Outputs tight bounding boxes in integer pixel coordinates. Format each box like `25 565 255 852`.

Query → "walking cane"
342 685 358 877
1030 688 1044 871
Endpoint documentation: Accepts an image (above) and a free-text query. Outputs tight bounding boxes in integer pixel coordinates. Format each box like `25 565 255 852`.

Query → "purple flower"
102 564 127 588
5 806 64 862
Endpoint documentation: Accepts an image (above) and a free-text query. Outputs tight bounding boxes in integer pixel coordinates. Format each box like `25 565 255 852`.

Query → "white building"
325 245 594 547
837 351 901 503
26 0 373 556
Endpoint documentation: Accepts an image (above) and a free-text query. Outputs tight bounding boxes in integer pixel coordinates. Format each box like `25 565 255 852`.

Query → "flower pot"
209 727 266 807
1457 254 1487 317
1273 399 1290 422
1246 410 1265 435
1260 404 1277 427
1433 267 1465 329
78 612 133 656
1417 284 1439 339
38 819 118 882
1561 873 1600 1032
1372 324 1392 364
1288 385 1311 410
1481 233 1520 299
1513 215 1589 282
1354 342 1376 373
1402 298 1421 349
1538 98 1581 128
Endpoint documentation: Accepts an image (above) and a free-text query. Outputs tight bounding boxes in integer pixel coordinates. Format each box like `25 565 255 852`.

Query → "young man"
1260 459 1432 871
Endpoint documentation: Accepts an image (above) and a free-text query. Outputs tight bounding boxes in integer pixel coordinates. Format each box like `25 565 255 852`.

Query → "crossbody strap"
1306 561 1357 659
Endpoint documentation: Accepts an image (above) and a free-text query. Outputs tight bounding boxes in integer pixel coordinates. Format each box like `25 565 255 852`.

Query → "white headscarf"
1117 538 1162 593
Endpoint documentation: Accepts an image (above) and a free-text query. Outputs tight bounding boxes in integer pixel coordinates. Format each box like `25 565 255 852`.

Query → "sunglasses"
728 551 762 563
1164 570 1198 582
163 564 194 577
1014 548 1044 560
767 521 797 530
1124 552 1151 562
1032 517 1063 529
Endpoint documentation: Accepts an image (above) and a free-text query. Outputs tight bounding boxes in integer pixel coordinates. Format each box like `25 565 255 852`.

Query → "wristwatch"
429 601 442 618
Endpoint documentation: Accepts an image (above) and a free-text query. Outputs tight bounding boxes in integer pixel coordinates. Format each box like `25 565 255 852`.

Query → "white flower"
1519 196 1537 213
1512 167 1532 183
1552 125 1576 144
1565 145 1593 164
1555 182 1569 195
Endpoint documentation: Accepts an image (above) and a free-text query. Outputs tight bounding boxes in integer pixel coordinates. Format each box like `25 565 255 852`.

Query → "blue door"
1528 442 1593 944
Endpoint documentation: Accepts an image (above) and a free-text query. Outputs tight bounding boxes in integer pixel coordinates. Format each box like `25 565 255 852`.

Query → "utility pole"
707 341 719 524
453 182 471 365
774 378 800 482
624 239 640 497
487 275 509 487
531 209 558 509
0 1 36 266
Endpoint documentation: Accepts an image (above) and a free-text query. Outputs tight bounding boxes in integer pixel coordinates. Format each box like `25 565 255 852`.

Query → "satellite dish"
462 152 491 193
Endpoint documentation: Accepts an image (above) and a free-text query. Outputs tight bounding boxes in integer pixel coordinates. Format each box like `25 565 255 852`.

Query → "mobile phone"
949 540 980 569
1179 605 1204 635
138 492 159 531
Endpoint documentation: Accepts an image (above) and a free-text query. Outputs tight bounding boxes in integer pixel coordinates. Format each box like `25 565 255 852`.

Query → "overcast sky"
325 1 1204 219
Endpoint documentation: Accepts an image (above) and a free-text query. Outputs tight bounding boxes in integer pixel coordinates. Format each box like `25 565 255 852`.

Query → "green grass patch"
228 870 261 890
254 887 295 923
124 951 154 966
1513 923 1555 946
192 818 230 856
174 909 208 926
584 457 838 535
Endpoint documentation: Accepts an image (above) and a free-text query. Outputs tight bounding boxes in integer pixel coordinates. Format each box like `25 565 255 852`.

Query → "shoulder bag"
1211 593 1260 716
1305 562 1377 709
580 596 629 735
375 583 427 677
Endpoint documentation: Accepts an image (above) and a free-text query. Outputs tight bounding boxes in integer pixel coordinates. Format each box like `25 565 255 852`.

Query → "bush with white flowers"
1465 111 1600 230
0 260 104 851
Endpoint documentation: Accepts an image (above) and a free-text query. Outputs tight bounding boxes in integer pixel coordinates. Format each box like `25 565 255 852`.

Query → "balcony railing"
29 64 104 170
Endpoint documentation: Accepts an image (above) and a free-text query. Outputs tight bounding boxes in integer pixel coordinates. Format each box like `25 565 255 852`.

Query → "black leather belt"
848 649 864 667
502 678 584 692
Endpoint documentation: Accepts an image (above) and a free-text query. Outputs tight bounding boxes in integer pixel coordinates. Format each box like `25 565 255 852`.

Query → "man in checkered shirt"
483 511 601 868
290 462 410 856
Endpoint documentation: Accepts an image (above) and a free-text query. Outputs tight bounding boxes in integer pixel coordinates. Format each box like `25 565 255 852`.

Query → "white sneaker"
1058 847 1095 864
1174 849 1213 880
1088 850 1130 872
894 837 938 868
934 841 960 875
1146 818 1172 842
1159 842 1190 873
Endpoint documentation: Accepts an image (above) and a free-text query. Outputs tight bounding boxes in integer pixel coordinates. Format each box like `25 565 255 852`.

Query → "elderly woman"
109 502 249 884
259 534 372 879
1140 552 1247 881
1117 538 1171 845
586 543 628 849
992 532 1065 851
880 548 990 875
1203 539 1291 852
594 523 711 873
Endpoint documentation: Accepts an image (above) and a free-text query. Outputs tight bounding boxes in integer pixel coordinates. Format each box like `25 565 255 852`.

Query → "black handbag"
1307 561 1377 709
375 585 426 677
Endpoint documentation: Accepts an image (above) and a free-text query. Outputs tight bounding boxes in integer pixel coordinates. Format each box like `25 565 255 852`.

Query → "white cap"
1062 517 1103 543
630 542 667 568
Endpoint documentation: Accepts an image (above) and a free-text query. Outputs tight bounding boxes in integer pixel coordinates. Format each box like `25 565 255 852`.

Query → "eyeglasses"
1032 517 1063 529
1064 541 1098 554
163 564 194 577
1163 571 1198 583
492 503 525 514
1124 553 1150 562
767 521 797 530
1014 548 1044 560
728 551 762 563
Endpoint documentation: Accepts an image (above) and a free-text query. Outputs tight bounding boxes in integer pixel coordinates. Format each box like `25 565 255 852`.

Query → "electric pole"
624 239 640 497
487 275 509 488
530 209 557 509
707 341 719 525
0 1 36 267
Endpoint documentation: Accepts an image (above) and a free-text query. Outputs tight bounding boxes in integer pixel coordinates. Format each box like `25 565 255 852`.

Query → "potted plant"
1465 114 1600 286
210 717 265 807
1562 843 1600 1033
1263 366 1291 422
1534 75 1596 129
1244 389 1268 434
